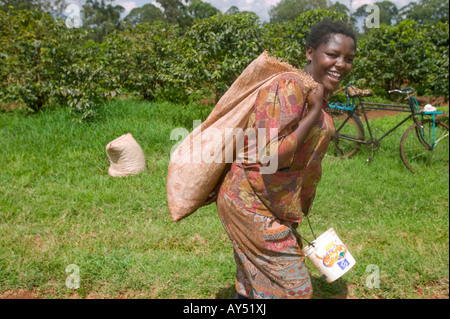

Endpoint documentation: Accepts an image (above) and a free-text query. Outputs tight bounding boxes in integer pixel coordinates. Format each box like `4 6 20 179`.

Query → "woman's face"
305 33 355 93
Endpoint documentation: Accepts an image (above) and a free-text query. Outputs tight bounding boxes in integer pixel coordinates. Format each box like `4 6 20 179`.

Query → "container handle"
298 214 317 247
306 214 317 240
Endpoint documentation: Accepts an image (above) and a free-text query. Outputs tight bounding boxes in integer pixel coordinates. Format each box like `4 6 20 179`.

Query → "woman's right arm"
247 79 325 171
291 83 324 151
257 81 325 171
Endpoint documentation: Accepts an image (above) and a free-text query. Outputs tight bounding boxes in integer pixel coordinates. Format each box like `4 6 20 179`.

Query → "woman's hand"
307 83 325 115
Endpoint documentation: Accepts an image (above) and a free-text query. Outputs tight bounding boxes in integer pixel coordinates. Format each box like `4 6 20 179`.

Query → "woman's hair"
306 19 357 50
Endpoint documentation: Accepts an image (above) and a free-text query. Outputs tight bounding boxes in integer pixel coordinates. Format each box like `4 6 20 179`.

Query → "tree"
0 9 113 118
155 0 220 28
354 1 399 33
268 0 330 23
0 0 67 14
327 1 350 15
0 9 59 112
82 0 125 43
400 0 449 24
225 6 240 15
103 22 187 102
124 3 165 26
327 1 355 24
264 9 348 68
418 21 449 96
348 19 448 95
186 0 220 19
184 13 266 102
156 0 187 24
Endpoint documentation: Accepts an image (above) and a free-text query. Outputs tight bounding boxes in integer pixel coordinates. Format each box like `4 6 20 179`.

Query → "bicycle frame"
331 87 441 149
329 84 448 172
359 101 413 144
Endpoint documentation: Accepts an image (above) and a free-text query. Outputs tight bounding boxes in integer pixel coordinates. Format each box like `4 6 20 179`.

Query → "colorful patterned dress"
217 72 334 299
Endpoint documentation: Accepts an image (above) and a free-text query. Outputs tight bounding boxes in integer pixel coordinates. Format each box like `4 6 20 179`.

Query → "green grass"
0 100 448 299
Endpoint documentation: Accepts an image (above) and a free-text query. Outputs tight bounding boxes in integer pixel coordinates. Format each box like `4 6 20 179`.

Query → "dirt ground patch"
2 284 448 299
363 109 403 120
0 289 42 299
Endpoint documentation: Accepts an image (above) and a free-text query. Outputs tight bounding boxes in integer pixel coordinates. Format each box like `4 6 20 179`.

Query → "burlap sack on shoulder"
166 51 317 222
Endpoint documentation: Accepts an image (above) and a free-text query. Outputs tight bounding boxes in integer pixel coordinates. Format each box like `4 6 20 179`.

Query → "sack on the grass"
106 133 146 177
166 51 316 222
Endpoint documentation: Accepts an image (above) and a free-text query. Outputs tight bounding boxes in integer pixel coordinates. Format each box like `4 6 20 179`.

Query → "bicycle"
328 84 449 173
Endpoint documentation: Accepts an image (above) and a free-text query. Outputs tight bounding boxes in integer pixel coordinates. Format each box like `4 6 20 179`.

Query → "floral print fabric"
217 73 334 299
221 73 334 223
217 190 313 299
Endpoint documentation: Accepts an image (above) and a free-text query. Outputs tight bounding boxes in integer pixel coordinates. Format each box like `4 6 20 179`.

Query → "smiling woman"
215 19 357 299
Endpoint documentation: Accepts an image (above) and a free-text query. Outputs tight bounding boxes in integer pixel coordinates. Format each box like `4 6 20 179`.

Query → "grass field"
0 99 448 299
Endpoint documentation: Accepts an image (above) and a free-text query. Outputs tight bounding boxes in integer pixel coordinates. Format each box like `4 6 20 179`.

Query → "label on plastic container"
322 243 347 268
337 259 351 270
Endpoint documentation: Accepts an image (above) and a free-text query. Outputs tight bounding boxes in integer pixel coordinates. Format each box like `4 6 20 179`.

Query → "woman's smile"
326 70 343 82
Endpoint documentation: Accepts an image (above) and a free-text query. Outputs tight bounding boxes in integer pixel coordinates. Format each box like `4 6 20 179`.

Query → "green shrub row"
1 9 448 120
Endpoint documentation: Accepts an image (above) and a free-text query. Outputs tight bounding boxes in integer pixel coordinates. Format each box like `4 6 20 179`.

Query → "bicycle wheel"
400 119 449 173
330 113 365 158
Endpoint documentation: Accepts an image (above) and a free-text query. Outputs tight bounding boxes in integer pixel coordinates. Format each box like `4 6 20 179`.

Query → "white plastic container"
303 228 356 283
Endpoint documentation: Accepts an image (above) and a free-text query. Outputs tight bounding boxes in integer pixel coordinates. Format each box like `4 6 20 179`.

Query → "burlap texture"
166 51 317 222
106 133 146 177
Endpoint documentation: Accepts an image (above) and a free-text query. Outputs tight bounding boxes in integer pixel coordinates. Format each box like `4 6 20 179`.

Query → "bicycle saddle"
347 86 374 97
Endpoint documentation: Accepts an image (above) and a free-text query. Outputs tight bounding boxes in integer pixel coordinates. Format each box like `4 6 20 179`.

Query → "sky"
113 0 416 22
